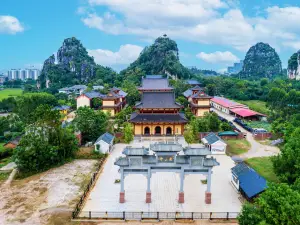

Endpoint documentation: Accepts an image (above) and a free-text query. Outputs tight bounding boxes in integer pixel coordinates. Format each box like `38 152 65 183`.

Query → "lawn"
0 88 23 100
226 139 251 156
237 100 270 115
246 157 280 183
245 120 272 131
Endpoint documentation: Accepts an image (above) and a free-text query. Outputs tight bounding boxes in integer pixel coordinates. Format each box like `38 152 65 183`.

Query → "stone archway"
166 127 172 135
155 126 161 135
144 127 150 135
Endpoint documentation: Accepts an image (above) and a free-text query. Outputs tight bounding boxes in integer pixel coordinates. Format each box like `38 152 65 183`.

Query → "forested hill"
39 37 96 89
121 35 191 79
239 42 282 79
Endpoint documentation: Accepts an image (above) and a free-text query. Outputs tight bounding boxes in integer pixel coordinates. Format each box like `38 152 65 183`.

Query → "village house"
58 85 87 95
183 85 211 117
201 133 227 154
76 87 127 116
94 132 114 153
231 163 267 201
130 76 187 135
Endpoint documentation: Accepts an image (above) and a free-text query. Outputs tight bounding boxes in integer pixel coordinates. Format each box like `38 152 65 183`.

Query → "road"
211 108 280 159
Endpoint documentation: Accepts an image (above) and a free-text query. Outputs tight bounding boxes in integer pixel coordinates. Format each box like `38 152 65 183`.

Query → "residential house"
94 132 115 153
231 163 267 201
101 87 127 116
183 85 211 117
58 85 87 95
4 136 21 149
201 133 227 154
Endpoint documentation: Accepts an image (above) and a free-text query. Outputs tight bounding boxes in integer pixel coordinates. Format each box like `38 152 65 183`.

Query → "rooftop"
232 163 267 199
202 133 225 145
230 108 266 118
135 92 181 109
211 96 247 109
145 75 164 79
95 132 114 144
183 147 211 156
139 78 173 91
123 147 149 156
150 143 183 152
186 80 201 85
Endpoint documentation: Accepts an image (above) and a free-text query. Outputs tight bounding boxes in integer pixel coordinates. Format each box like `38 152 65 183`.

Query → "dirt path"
0 160 97 225
212 109 280 159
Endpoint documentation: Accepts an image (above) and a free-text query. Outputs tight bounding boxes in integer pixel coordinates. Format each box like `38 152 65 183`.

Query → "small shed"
231 163 267 200
94 132 114 153
201 133 227 154
4 136 21 149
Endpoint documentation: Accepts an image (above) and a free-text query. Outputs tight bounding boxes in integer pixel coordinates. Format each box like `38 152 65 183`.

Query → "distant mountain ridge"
239 42 282 78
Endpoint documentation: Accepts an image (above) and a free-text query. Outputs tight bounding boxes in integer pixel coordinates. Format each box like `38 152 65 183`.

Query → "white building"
201 133 227 155
94 132 114 153
7 68 41 81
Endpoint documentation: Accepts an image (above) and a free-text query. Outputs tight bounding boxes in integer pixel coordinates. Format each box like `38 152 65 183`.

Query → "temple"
130 76 188 135
183 85 211 117
114 143 219 204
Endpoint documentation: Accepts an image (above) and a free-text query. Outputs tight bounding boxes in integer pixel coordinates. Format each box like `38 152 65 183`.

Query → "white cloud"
196 51 239 64
88 44 143 67
0 15 24 34
80 1 300 52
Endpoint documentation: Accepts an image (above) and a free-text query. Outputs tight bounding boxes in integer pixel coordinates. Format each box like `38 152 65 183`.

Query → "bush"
0 148 13 160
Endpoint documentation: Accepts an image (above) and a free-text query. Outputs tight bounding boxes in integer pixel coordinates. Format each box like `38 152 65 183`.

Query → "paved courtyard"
81 140 242 215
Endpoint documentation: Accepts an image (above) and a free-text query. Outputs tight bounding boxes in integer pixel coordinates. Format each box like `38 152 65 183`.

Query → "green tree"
207 112 220 131
176 96 188 108
14 93 57 124
220 122 232 131
184 127 195 144
73 107 108 143
272 127 300 184
238 183 300 225
124 122 133 143
92 98 102 109
122 80 141 106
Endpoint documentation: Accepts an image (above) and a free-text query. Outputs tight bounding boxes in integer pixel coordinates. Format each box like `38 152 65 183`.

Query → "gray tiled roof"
186 80 201 85
183 89 192 98
114 157 129 166
95 132 114 144
84 91 104 99
150 143 183 152
183 147 211 156
143 155 157 164
130 112 188 123
203 157 220 167
136 92 181 109
139 78 173 90
146 75 164 79
119 90 127 97
191 91 211 99
202 133 223 144
123 147 149 155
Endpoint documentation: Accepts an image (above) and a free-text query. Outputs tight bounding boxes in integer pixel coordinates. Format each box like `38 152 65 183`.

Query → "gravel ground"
0 159 97 225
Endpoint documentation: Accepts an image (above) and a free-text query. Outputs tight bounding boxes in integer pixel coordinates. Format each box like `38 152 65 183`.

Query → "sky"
1 0 300 74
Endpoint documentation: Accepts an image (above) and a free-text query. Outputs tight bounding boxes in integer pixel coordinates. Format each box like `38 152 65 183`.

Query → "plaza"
80 139 242 216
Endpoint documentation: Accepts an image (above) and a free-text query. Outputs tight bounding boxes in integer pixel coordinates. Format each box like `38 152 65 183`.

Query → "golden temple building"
130 76 188 135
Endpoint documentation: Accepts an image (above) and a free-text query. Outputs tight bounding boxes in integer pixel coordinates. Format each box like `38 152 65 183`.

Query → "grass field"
236 100 270 115
246 120 272 131
226 139 251 156
0 88 23 100
246 157 279 183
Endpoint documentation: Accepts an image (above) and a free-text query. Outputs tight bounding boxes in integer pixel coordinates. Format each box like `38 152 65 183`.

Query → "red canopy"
230 108 266 118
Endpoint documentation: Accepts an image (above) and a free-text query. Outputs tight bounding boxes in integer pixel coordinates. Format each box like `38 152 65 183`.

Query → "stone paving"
81 140 242 215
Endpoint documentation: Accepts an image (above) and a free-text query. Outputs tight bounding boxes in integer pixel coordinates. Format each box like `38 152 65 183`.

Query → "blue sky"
1 0 300 73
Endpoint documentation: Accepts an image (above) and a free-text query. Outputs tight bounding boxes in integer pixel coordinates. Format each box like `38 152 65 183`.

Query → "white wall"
77 96 91 109
210 141 227 155
95 140 110 153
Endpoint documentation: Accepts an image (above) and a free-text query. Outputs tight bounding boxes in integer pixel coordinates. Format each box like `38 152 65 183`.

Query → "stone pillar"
146 169 151 203
120 168 125 203
205 168 212 204
178 169 185 203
